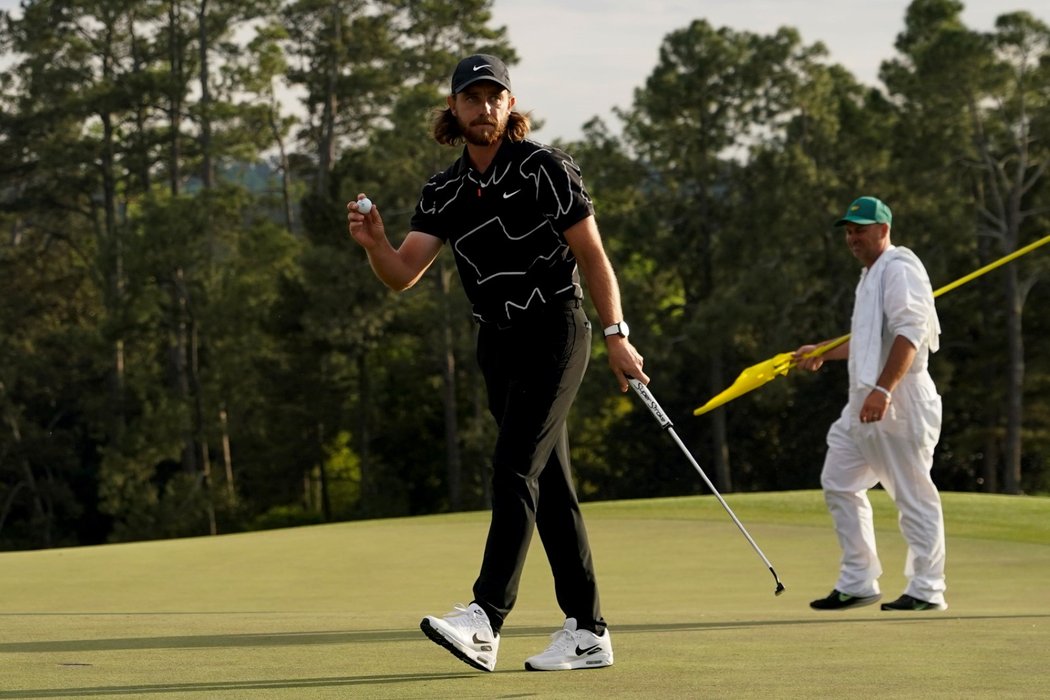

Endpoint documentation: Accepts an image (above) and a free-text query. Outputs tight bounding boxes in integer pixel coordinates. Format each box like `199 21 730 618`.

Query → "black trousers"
471 301 606 635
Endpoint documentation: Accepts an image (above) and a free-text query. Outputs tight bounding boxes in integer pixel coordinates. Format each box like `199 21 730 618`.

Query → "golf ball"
357 198 372 214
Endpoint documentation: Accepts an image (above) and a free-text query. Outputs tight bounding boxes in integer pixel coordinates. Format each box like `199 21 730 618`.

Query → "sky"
0 0 1032 142
491 0 1017 142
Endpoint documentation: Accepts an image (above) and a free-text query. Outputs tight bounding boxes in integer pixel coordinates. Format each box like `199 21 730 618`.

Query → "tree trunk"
268 93 296 234
219 404 236 503
99 110 126 442
190 317 215 533
167 0 184 196
317 419 331 521
196 0 213 191
171 269 199 480
979 297 1000 493
356 353 372 510
1003 265 1024 493
0 482 27 537
981 427 999 493
709 347 732 492
316 2 341 196
2 403 51 547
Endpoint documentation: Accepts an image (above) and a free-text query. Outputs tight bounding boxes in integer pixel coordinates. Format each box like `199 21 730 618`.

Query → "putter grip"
628 377 673 429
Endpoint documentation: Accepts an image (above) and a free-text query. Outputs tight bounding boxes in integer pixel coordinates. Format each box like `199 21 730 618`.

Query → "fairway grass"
1 490 1048 699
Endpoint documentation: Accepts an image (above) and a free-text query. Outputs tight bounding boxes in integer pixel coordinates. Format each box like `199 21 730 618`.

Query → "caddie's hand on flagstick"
793 337 850 372
793 345 824 372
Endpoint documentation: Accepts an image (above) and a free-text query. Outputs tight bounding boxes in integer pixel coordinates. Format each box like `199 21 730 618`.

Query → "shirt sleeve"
882 257 936 349
408 177 450 241
536 147 595 232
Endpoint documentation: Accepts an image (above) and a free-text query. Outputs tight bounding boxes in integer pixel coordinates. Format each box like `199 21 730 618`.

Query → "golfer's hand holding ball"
347 194 384 250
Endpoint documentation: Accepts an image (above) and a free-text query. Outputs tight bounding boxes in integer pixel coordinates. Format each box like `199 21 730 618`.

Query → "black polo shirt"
409 137 595 324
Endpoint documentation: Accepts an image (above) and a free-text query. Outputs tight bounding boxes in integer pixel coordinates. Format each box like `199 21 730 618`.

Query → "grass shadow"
0 672 478 698
4 613 1049 654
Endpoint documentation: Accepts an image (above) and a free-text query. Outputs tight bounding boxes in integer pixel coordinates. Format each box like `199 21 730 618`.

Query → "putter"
628 377 786 596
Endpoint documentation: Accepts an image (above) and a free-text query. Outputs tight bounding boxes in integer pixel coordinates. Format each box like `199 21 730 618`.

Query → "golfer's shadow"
6 613 1045 657
6 613 1046 656
0 673 480 698
0 629 419 654
6 615 1048 698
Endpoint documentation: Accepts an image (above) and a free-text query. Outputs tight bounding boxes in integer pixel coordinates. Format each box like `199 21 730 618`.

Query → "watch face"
619 321 630 337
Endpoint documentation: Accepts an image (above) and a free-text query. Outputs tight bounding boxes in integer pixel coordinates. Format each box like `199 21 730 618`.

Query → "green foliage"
879 0 1050 493
1 0 1048 550
250 503 325 530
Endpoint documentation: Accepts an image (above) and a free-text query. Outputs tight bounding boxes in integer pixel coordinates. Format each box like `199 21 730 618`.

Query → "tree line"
1 0 1047 551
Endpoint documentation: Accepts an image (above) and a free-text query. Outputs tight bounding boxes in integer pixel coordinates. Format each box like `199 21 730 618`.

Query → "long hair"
430 107 532 146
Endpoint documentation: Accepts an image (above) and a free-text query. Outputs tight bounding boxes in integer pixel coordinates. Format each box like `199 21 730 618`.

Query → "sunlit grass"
1 491 1047 699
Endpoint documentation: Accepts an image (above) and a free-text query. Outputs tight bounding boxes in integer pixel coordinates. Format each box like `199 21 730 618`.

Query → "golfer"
794 196 948 612
347 54 647 671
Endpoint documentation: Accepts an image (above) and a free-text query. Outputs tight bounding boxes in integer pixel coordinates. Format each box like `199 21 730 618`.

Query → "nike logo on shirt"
502 190 520 199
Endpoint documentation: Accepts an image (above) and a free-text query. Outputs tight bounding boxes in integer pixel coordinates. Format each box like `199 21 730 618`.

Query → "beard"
461 115 507 146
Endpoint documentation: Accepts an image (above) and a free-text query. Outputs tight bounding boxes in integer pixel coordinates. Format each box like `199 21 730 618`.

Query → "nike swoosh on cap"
472 63 491 71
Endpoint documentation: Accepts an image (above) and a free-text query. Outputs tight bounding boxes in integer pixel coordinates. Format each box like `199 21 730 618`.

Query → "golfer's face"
450 82 514 146
844 222 888 267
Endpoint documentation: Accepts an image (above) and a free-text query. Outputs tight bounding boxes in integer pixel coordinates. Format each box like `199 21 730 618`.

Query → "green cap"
834 196 892 227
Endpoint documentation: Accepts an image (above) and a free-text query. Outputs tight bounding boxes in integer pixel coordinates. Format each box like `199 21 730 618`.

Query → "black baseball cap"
450 54 512 94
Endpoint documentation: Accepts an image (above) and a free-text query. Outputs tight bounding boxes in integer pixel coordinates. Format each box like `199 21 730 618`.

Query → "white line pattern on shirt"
421 141 584 318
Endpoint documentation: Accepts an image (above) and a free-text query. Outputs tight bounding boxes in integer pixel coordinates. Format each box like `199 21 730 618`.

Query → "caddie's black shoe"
809 589 882 610
880 594 946 611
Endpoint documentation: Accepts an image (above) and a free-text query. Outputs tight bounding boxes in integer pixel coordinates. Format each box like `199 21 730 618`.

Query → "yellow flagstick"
929 233 1050 298
693 233 1050 416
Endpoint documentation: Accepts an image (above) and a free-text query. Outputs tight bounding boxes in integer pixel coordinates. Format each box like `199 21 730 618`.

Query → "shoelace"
539 627 577 655
445 604 489 635
445 603 472 619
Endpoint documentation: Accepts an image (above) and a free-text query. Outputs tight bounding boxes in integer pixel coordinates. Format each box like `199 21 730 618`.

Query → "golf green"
1 490 1047 698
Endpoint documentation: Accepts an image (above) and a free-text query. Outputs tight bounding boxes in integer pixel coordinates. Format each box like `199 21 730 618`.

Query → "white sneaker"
420 603 500 672
524 618 614 671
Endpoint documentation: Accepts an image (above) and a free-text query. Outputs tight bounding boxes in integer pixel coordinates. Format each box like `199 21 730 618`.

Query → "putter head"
769 567 785 596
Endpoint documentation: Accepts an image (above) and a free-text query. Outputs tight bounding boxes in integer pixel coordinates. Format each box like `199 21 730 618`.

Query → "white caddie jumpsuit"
821 245 948 606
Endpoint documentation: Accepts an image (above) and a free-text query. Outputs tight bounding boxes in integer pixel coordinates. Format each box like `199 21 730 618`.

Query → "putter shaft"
629 378 786 596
